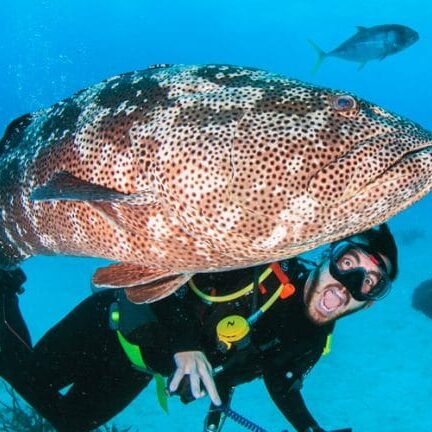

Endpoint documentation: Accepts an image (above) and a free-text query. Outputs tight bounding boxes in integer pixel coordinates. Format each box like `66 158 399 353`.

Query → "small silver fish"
310 24 419 72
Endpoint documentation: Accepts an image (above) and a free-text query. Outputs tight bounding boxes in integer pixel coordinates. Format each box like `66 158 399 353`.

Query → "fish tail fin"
308 39 327 74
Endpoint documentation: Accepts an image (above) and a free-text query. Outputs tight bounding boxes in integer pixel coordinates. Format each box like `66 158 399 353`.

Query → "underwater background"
0 0 431 431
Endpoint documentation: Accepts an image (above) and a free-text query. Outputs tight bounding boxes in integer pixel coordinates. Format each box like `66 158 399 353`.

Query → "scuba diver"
0 224 398 432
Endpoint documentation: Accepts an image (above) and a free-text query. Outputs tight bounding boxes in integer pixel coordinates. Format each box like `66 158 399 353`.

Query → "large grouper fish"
1 64 431 303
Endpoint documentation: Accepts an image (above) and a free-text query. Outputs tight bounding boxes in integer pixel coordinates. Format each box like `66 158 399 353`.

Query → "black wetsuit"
0 258 334 432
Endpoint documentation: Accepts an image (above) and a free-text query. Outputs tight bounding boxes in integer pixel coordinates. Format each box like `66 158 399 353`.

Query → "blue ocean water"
0 1 431 431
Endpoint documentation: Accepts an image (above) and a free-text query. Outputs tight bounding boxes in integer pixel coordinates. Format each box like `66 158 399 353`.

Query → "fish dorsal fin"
356 26 368 33
92 262 190 304
30 171 155 204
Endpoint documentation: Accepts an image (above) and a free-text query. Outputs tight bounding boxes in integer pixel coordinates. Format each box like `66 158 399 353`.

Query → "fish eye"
332 95 357 112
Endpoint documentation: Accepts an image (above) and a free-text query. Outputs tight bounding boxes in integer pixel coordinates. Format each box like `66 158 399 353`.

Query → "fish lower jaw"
359 147 432 194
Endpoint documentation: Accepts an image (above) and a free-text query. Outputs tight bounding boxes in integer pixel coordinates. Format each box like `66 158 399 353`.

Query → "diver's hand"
169 351 222 406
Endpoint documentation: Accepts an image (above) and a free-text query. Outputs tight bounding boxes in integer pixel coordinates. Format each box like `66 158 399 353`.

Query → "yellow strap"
188 267 273 303
247 284 284 325
155 374 169 413
259 284 284 314
117 331 146 368
322 333 333 356
116 330 168 413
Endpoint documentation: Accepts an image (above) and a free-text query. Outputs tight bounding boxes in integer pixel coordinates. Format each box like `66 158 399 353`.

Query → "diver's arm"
263 369 320 432
262 341 325 432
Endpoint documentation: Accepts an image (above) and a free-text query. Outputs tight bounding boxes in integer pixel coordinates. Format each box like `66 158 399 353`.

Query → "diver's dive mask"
329 241 391 302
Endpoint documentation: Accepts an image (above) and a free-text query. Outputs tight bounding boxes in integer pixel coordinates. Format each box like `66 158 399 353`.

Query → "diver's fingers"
171 352 196 392
171 351 216 399
169 367 186 393
189 369 202 399
198 362 221 406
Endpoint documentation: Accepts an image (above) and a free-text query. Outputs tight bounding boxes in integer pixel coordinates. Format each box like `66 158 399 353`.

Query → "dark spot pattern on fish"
255 84 327 117
0 157 44 266
195 64 268 88
0 224 26 267
0 113 33 157
0 157 22 190
39 101 82 142
96 73 170 109
174 105 244 128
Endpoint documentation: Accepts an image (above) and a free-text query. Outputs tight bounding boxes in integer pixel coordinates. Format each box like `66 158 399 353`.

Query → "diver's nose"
337 284 351 305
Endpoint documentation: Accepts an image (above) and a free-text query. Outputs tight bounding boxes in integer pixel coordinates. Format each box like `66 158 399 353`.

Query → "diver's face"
303 247 390 325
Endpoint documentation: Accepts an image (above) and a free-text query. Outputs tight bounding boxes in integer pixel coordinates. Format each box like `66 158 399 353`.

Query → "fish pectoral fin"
92 262 177 288
125 274 191 304
357 62 367 71
30 171 156 204
92 263 191 304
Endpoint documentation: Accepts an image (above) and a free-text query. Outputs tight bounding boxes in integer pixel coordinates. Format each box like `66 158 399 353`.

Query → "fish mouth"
398 143 432 160
368 143 432 183
353 142 432 212
309 134 432 206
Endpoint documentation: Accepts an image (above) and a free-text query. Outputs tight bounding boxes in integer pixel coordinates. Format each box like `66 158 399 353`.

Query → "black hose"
220 405 268 432
220 404 352 432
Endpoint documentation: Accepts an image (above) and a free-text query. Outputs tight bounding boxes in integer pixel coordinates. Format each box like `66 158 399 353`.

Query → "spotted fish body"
1 64 431 302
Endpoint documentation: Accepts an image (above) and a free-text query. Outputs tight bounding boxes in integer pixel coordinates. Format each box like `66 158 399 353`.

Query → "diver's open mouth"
318 287 347 314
